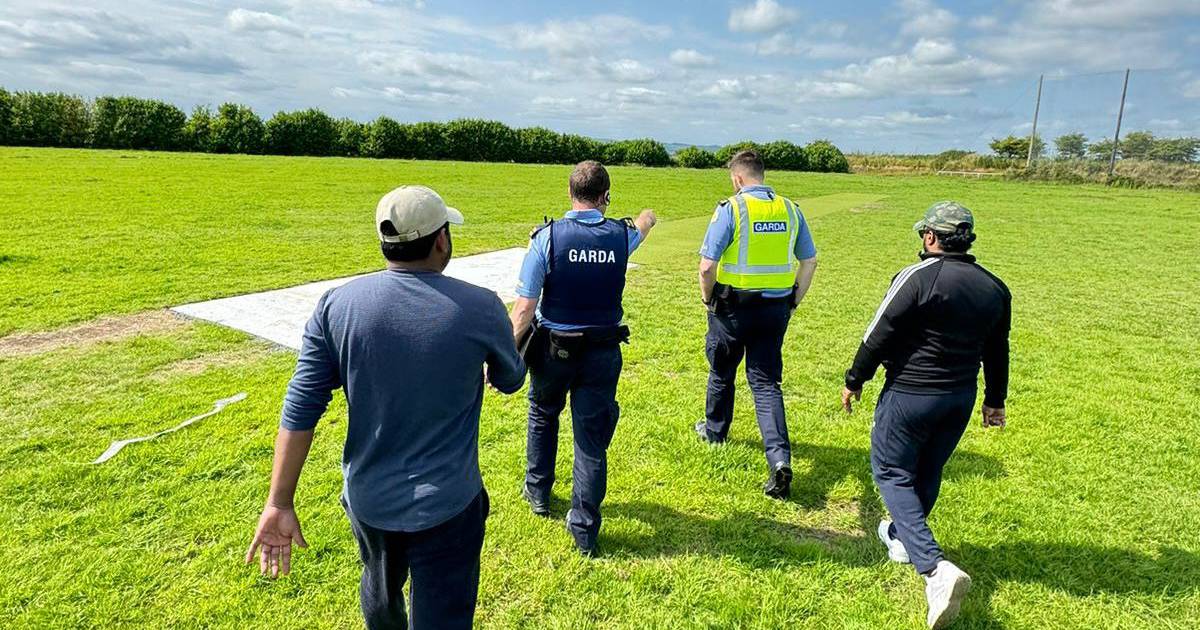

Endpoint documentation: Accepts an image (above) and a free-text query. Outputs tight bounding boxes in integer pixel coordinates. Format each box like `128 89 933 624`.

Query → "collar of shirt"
738 184 775 200
564 209 605 222
919 251 977 263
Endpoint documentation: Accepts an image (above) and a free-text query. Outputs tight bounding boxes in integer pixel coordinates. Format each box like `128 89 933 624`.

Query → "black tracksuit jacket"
845 251 1011 408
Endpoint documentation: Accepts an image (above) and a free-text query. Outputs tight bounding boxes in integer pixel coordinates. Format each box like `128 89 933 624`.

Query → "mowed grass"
1 147 1199 629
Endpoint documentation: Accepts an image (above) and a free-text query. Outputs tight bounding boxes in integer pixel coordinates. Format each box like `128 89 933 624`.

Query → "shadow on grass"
725 440 1004 535
604 443 1197 626
604 500 1200 626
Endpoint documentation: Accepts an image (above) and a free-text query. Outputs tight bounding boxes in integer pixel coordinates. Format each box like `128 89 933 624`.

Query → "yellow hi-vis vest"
715 193 801 290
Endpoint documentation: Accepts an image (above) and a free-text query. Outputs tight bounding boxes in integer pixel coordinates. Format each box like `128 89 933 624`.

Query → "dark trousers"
525 334 622 550
870 387 974 575
703 300 792 468
343 490 490 630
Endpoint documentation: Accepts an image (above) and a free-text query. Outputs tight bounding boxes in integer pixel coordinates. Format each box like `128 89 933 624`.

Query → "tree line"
0 88 850 172
990 132 1199 163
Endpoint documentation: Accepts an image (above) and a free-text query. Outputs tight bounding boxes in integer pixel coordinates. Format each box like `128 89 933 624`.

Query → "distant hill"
663 142 721 155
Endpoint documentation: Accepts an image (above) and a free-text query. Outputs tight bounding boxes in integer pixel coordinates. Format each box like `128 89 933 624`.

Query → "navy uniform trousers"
524 332 623 550
343 489 490 630
701 300 792 468
870 386 975 575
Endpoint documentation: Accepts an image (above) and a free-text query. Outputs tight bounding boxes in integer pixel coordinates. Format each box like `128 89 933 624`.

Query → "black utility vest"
540 218 629 327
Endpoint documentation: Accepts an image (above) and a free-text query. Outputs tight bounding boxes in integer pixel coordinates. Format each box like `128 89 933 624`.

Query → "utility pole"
1108 68 1130 181
1026 74 1044 168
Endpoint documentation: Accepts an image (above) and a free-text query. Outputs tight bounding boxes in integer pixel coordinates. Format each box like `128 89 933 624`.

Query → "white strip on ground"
172 248 529 350
92 392 248 464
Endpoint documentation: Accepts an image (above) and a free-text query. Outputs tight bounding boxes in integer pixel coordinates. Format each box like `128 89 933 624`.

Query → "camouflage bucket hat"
914 201 974 234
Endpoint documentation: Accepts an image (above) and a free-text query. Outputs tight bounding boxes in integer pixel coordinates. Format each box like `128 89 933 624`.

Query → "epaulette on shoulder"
620 216 636 230
529 217 553 240
718 198 731 207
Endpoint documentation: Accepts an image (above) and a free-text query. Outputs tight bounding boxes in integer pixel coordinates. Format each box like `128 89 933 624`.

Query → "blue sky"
1 0 1198 152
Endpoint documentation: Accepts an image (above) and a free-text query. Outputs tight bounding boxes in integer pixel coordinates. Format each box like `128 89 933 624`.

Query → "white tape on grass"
173 248 529 350
92 393 248 464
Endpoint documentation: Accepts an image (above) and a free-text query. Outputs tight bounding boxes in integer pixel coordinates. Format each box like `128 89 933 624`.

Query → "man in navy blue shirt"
246 185 526 630
509 161 656 555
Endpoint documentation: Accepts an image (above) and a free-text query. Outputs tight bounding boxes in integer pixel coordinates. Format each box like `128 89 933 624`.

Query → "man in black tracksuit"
841 201 1010 630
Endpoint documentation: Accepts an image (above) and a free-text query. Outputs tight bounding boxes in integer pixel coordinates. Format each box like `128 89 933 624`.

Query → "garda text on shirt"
568 249 617 263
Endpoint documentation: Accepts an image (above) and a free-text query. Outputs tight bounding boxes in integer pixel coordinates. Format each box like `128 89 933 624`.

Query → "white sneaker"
877 520 910 564
924 560 971 629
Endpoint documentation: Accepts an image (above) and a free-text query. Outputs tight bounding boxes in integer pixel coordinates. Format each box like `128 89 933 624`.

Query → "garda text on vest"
752 221 789 233
568 249 617 263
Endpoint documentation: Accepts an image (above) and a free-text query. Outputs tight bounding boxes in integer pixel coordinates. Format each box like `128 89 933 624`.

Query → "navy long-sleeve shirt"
845 252 1011 408
281 269 526 532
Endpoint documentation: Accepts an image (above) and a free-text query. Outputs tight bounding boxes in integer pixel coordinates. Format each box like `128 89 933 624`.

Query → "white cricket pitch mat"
172 248 529 350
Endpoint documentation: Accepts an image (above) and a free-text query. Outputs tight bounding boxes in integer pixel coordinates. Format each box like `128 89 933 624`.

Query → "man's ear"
436 229 450 252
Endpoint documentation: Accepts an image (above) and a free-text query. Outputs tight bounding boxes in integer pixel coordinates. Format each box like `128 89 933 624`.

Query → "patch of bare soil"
0 310 190 357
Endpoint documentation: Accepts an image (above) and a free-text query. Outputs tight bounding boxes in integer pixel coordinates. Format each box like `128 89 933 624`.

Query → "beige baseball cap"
375 185 464 243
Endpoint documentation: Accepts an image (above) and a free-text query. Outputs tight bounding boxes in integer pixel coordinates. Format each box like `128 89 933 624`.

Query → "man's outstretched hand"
246 504 308 578
982 405 1007 428
841 387 862 414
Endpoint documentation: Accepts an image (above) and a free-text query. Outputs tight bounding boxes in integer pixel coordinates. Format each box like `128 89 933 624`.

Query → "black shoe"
695 420 724 444
522 485 550 517
764 462 792 500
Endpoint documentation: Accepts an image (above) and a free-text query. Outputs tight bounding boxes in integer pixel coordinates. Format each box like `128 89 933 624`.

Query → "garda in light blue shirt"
698 185 817 298
516 209 643 331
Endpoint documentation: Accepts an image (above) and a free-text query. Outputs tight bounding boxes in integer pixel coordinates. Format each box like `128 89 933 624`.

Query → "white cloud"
812 39 1007 99
381 86 467 105
226 9 303 36
1184 80 1200 99
796 111 952 130
702 79 756 99
898 0 958 37
756 32 873 59
602 58 658 82
613 87 667 102
968 15 999 30
510 15 669 58
669 48 715 68
1035 0 1200 28
67 60 144 80
357 50 483 80
729 0 800 34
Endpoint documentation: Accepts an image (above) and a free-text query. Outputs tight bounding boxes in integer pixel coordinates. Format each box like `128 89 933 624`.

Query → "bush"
183 106 215 152
714 141 761 166
211 103 265 154
0 88 12 145
517 127 565 164
334 118 368 157
7 91 90 147
673 146 719 169
559 133 606 164
805 139 850 173
90 96 187 150
265 108 338 156
601 139 671 167
362 117 409 159
407 121 449 160
443 119 519 162
760 140 808 171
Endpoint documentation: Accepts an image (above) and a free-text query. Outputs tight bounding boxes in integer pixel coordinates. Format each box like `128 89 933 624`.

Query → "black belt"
545 325 629 360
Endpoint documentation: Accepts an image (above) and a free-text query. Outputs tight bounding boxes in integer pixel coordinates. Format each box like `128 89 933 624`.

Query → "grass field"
2 147 1199 629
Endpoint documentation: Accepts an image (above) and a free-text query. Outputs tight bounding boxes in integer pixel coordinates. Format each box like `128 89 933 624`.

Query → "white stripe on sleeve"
861 257 940 343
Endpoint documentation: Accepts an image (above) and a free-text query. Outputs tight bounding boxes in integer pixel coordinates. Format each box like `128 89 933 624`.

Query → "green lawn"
1 147 1198 628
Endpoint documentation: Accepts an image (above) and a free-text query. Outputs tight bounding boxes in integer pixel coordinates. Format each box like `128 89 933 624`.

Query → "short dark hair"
728 150 765 178
931 225 976 253
569 160 610 205
380 221 449 262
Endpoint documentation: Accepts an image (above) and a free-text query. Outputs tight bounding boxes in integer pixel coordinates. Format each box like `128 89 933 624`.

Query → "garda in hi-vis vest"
716 193 802 290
